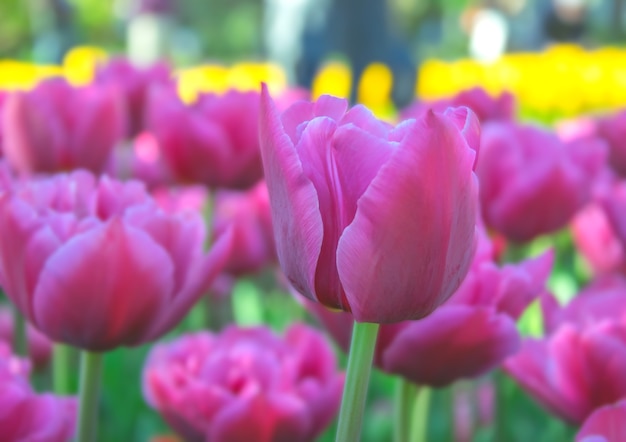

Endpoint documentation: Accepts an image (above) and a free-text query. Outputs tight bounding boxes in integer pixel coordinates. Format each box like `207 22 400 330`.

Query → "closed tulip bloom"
0 343 76 441
401 87 516 123
576 400 626 442
212 181 276 276
143 324 344 442
95 58 173 137
2 78 125 175
477 122 607 242
260 85 479 323
147 87 263 189
0 171 232 351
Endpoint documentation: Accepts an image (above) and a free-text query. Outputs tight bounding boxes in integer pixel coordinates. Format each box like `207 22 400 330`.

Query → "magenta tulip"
95 58 173 137
260 85 479 323
2 78 125 175
143 324 344 442
0 170 232 351
212 181 276 276
576 399 626 442
147 86 263 189
477 122 607 242
506 277 626 424
401 87 516 123
0 343 76 441
596 110 626 176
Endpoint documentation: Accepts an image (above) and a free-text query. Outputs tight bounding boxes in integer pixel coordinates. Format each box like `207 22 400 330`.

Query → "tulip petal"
576 400 626 442
33 219 175 351
337 111 477 323
259 84 323 302
381 306 519 387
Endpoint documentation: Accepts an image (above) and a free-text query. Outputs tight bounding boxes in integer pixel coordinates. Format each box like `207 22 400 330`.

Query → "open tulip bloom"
0 170 232 441
259 84 480 440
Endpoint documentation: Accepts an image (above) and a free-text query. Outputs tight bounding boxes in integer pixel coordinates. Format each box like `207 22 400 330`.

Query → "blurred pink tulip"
401 87 516 123
0 343 76 441
477 122 607 242
260 85 479 323
0 171 232 351
2 78 125 175
95 58 173 137
0 307 52 368
506 276 626 424
595 110 626 176
147 87 263 189
143 324 344 442
576 399 626 442
212 181 276 276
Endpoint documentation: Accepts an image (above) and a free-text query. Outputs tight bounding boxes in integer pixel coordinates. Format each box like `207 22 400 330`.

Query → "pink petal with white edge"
337 110 478 323
259 84 323 302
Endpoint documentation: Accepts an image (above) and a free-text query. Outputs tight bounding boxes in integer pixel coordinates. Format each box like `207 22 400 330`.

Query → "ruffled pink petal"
337 111 478 322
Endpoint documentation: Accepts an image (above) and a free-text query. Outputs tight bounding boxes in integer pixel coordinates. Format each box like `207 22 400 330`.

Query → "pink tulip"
260 85 479 323
595 110 626 176
576 399 626 442
143 324 344 442
110 131 173 188
0 343 76 441
305 243 553 386
2 78 125 175
95 58 173 137
212 181 276 276
147 86 263 189
0 170 232 351
477 122 607 242
506 276 626 424
401 87 516 123
0 306 52 368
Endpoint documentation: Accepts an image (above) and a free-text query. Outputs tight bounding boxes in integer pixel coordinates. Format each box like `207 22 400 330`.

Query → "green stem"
53 343 72 395
12 305 27 356
409 386 431 442
335 321 380 442
394 378 417 442
76 351 103 442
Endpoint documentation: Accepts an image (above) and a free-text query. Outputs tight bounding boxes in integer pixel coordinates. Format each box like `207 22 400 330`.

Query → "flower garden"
3 10 626 441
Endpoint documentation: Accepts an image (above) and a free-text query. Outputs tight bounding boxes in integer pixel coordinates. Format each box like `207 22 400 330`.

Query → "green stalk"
52 343 72 395
335 321 380 442
409 386 432 442
76 351 103 442
12 305 27 356
394 378 417 442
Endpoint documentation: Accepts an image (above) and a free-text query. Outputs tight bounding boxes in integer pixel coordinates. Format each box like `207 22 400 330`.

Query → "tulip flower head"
2 78 125 175
260 84 479 323
143 324 344 442
0 171 232 351
0 343 76 441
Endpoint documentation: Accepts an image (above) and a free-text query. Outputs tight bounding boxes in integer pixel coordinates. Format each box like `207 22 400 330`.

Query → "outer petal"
381 306 519 387
443 106 481 166
259 84 323 302
33 219 175 351
576 400 626 442
209 394 311 442
337 110 478 323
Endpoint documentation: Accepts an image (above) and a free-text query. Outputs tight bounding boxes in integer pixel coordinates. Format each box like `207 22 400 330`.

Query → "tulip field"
4 43 626 442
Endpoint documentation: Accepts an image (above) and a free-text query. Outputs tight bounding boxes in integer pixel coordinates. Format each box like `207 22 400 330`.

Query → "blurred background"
1 0 625 109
